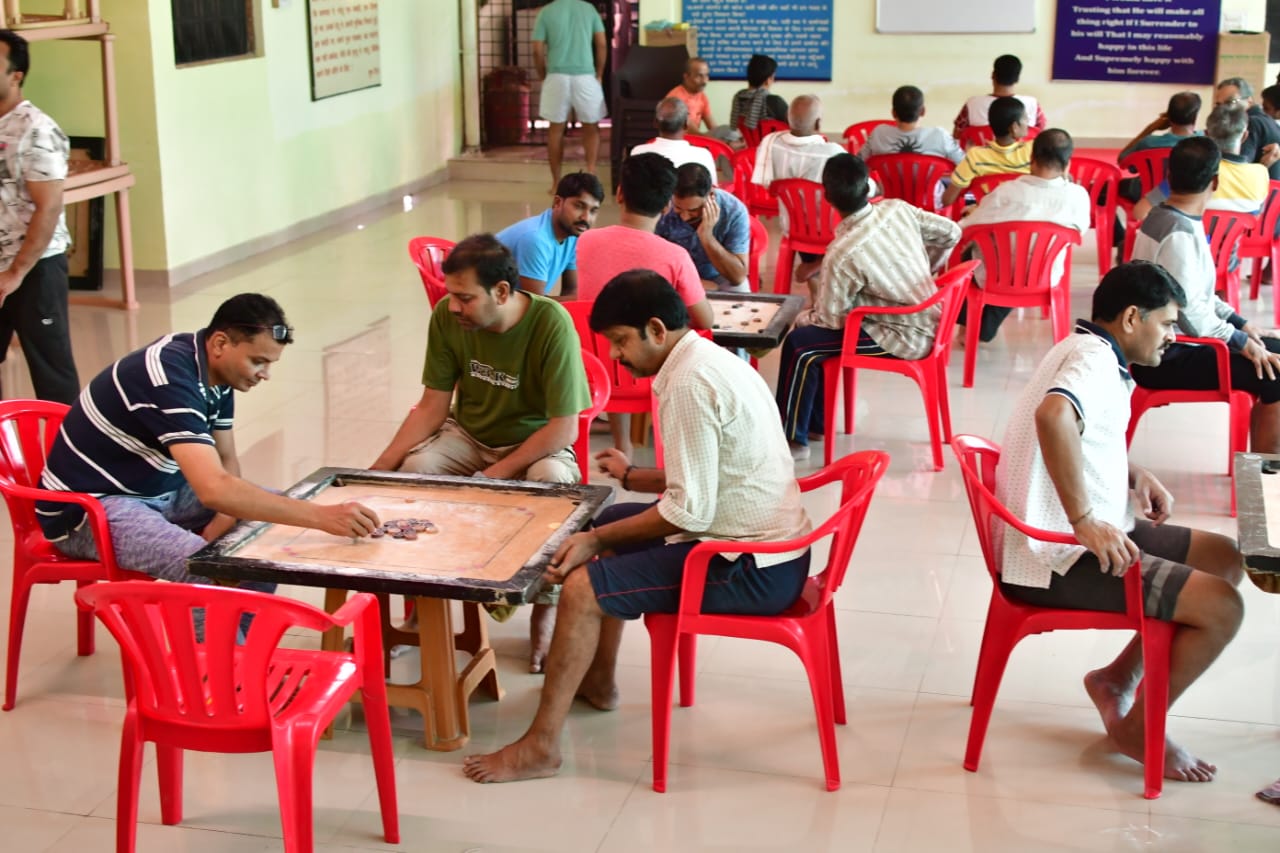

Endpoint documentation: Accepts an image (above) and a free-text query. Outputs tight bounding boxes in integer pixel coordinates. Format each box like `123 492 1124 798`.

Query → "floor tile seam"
591 761 650 853
879 776 1155 817
914 688 1280 726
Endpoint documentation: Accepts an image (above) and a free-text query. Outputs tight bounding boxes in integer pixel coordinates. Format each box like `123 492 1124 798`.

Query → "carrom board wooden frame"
188 468 614 605
706 292 804 348
1234 452 1280 574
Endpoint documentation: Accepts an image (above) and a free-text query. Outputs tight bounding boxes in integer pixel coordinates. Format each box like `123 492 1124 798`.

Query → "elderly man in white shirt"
751 94 848 282
630 97 718 184
463 270 812 784
957 128 1092 343
997 261 1242 785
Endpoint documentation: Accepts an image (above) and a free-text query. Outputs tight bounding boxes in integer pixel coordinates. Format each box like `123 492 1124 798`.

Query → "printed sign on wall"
1052 1 1222 84
683 0 833 82
308 0 382 100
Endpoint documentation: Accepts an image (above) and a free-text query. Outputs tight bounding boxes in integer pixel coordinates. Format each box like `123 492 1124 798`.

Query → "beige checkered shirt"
653 332 812 565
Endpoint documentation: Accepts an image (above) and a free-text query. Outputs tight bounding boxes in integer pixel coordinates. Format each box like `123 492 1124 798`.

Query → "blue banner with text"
683 0 833 82
1053 1 1222 84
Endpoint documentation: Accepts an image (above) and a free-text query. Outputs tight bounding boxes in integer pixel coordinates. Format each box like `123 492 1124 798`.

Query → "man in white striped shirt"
39 294 381 592
464 270 812 784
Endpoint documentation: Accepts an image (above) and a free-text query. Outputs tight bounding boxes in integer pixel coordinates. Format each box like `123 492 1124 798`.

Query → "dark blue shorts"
585 503 811 620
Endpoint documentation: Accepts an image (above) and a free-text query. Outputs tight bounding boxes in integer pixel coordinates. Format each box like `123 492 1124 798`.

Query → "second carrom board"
706 292 805 348
189 468 614 605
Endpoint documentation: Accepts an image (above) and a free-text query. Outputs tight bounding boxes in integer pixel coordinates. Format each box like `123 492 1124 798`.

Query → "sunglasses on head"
243 324 293 342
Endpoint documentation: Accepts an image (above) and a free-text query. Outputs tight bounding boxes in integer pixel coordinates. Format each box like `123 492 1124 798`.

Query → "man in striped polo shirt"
38 293 381 592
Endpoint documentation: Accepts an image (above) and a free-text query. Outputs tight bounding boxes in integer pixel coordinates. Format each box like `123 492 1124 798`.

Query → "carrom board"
189 468 614 605
706 292 804 348
1234 453 1280 574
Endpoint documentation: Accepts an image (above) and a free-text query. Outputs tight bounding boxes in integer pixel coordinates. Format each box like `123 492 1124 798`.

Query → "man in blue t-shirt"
38 294 381 589
496 172 603 297
655 163 752 292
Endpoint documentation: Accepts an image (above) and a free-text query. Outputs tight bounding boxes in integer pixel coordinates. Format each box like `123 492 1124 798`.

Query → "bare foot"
1110 715 1217 782
462 738 561 783
529 603 556 674
1084 668 1134 734
575 671 620 711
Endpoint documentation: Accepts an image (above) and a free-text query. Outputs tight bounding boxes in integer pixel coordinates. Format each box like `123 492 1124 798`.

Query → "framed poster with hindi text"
308 0 382 100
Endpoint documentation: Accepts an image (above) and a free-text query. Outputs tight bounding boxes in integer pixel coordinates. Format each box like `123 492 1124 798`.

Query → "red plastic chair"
1117 149 1171 261
1068 157 1122 277
408 236 454 307
1243 181 1280 321
732 147 779 219
684 133 736 194
1243 181 1280 312
643 450 890 792
747 215 769 293
958 125 1041 149
0 400 125 711
1202 209 1257 312
956 221 1083 387
864 153 957 215
967 172 1021 205
821 261 979 469
575 350 611 482
951 435 1175 800
76 582 399 853
770 178 843 294
841 119 894 155
738 117 788 148
1126 335 1251 516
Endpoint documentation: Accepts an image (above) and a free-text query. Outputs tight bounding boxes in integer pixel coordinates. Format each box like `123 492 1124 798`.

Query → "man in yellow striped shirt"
941 97 1033 208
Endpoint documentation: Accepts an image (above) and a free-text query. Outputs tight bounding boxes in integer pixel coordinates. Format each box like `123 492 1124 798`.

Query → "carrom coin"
370 529 385 538
403 530 418 540
422 522 438 534
390 529 405 539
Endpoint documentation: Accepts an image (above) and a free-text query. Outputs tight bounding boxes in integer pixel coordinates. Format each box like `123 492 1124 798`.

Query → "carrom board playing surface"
706 292 804 348
189 468 614 605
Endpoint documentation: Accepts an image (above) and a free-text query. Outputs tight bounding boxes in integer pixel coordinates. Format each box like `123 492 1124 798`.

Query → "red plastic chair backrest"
793 450 890 607
579 349 611 421
76 581 361 730
562 300 654 399
408 237 454 307
1118 148 1170 197
732 147 779 216
0 399 69 541
770 179 842 245
968 172 1021 204
864 154 956 213
748 215 769 291
959 125 1041 150
956 220 1082 295
1203 209 1258 271
739 118 788 148
1068 157 1121 227
842 119 894 155
684 132 733 163
1244 180 1280 246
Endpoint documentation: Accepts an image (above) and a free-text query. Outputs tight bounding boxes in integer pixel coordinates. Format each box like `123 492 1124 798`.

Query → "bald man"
751 94 847 282
630 97 718 183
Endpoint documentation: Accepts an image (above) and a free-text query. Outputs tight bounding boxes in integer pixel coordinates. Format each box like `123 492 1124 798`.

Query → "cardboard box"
642 26 697 57
1216 31 1270 89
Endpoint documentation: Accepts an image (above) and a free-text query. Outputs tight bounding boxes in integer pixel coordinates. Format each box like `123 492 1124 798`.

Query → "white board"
876 0 1035 34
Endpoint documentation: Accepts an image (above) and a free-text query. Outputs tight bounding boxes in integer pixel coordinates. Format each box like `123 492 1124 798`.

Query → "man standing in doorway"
0 29 78 404
532 0 607 194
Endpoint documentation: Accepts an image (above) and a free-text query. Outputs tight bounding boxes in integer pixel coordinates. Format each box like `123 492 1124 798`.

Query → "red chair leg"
964 607 1023 772
822 360 840 467
796 628 840 791
272 722 317 853
3 571 34 711
916 368 945 471
843 367 855 434
1095 211 1115 277
360 677 401 843
825 606 847 725
677 633 697 707
156 745 184 825
117 711 145 853
76 579 96 657
1140 623 1174 799
645 616 679 793
963 292 982 388
936 362 955 443
774 243 794 295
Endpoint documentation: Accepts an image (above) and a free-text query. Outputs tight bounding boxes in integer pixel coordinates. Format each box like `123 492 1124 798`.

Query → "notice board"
1052 1 1221 84
682 1 833 82
308 0 382 100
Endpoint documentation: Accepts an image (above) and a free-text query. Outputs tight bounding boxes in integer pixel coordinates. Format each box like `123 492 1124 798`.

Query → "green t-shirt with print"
532 0 604 76
421 293 590 448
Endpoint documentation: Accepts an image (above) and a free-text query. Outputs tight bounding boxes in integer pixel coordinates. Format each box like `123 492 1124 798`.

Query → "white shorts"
539 73 607 124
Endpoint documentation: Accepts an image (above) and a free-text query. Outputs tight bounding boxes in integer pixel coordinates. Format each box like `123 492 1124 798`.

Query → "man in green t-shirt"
533 0 607 194
371 233 591 669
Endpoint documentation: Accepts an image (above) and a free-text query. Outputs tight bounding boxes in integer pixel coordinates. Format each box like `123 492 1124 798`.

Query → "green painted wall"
25 0 462 275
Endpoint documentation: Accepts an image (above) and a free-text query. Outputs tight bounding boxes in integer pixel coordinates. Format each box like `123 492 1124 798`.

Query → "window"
171 0 255 65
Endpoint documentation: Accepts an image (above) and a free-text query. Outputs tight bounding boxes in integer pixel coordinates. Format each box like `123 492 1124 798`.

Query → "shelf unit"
2 0 136 309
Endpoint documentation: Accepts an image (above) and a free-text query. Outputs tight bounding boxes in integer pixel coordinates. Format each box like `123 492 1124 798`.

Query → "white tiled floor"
3 174 1280 851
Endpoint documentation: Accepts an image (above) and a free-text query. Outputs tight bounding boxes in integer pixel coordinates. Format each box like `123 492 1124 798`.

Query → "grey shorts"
1001 520 1194 621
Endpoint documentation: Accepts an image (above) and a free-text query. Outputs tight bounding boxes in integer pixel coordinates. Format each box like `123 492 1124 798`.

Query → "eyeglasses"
244 324 293 341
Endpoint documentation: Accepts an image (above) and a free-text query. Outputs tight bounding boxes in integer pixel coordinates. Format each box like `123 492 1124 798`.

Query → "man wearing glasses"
1215 77 1280 179
36 293 381 593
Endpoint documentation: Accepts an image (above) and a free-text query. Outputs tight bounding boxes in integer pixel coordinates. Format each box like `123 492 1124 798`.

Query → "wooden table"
706 292 805 349
189 467 613 750
1232 453 1280 593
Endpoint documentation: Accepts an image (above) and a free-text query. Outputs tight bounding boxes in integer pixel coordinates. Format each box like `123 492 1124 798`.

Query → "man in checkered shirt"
464 269 812 783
